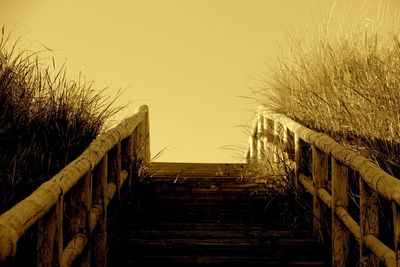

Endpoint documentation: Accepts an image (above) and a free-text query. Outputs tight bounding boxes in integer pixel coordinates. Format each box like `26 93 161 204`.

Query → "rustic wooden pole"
37 195 63 267
257 113 264 160
109 142 122 199
262 116 268 155
294 134 303 192
265 118 274 143
282 125 288 157
312 145 329 244
133 120 145 164
392 202 400 267
143 109 151 165
249 130 258 162
331 158 349 267
359 179 379 267
273 121 279 163
67 171 93 266
126 134 135 188
92 155 108 267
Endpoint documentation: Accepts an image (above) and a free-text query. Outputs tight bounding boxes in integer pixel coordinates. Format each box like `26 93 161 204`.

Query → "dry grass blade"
0 27 123 212
254 8 400 178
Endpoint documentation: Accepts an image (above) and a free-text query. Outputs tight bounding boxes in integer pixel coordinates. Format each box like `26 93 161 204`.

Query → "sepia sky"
1 0 399 162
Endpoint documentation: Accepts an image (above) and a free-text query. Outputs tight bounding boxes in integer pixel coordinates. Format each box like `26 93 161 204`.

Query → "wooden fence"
0 105 150 266
246 105 400 267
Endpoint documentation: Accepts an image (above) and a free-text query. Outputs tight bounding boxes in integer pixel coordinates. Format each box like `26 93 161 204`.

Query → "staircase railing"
0 105 150 266
246 104 400 267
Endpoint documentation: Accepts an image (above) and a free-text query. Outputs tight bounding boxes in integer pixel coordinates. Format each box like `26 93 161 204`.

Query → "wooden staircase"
108 162 330 266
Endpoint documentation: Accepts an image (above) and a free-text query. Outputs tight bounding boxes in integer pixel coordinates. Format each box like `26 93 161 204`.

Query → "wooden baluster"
109 142 122 199
249 119 258 162
92 155 108 267
312 145 328 244
392 202 400 267
257 114 264 160
37 195 63 267
262 115 268 155
125 134 135 188
294 134 302 192
266 118 274 144
331 158 349 267
273 121 279 163
143 109 151 165
282 125 288 156
359 179 379 267
135 121 146 164
68 171 93 266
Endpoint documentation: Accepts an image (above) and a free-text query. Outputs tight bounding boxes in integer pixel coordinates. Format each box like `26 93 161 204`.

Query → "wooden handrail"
0 105 150 266
247 104 400 267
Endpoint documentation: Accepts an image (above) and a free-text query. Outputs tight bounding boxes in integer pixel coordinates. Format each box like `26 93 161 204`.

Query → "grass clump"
256 9 400 176
0 28 121 212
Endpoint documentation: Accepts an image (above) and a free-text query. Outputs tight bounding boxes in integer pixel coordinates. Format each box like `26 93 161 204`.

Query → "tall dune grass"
0 28 122 211
256 10 400 176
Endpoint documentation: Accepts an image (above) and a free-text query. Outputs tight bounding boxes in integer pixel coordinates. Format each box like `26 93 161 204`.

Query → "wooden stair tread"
108 162 329 266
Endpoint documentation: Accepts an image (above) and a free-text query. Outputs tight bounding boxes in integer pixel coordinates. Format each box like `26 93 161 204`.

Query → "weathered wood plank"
256 113 264 160
92 155 108 267
331 158 348 267
359 179 379 267
311 146 328 244
294 134 302 191
109 142 122 199
143 108 151 164
37 195 63 267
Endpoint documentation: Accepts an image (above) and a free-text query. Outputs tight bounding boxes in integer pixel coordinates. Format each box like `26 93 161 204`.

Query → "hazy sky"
1 0 399 162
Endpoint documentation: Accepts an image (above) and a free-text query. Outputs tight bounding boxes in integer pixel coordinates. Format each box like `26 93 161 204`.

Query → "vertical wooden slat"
331 158 349 267
37 195 63 267
262 116 268 154
126 134 135 187
249 118 258 162
359 179 379 267
135 121 146 164
282 125 288 157
294 134 303 192
109 142 122 198
67 171 92 266
256 113 264 160
92 155 108 267
273 121 279 162
392 202 400 267
312 145 328 244
143 109 151 164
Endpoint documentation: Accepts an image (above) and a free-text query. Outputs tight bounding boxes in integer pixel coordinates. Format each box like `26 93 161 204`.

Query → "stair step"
118 256 327 266
113 256 327 266
116 222 310 231
115 229 313 239
108 162 328 266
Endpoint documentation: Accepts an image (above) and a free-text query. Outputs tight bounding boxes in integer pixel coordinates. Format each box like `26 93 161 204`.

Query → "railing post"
143 108 151 164
262 115 268 155
294 134 303 192
109 142 122 199
359 179 379 267
312 145 328 244
273 121 279 163
92 155 108 267
257 113 264 160
64 171 93 266
37 195 63 267
331 158 349 267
